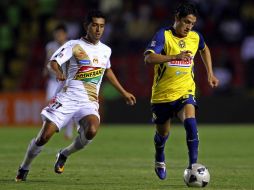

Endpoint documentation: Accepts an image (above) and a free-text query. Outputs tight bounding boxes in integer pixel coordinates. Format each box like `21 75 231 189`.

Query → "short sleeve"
197 32 205 50
106 59 111 69
50 41 73 66
144 28 165 55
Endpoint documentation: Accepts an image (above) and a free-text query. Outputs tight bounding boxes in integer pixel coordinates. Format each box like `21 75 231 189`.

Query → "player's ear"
83 22 90 37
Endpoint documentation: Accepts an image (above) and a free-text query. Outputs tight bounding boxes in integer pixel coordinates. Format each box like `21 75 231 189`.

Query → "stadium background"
1 0 254 125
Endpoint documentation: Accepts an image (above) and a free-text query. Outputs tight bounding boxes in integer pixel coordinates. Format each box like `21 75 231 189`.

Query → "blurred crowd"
1 0 254 98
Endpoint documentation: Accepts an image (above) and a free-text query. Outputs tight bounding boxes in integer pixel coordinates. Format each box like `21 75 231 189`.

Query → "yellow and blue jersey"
145 27 205 103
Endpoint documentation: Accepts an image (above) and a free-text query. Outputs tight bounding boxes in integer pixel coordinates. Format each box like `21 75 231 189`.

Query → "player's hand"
123 92 136 106
175 50 192 61
208 74 219 88
56 72 66 81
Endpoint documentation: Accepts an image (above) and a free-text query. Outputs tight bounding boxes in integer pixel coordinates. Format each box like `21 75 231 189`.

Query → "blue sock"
184 118 199 167
154 132 169 162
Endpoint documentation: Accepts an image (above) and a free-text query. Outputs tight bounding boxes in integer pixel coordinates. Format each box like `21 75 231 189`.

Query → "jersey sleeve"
144 28 165 55
106 60 111 68
105 46 111 69
50 41 73 66
197 32 205 50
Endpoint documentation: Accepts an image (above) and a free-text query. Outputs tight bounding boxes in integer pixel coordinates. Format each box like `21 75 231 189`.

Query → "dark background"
1 0 254 123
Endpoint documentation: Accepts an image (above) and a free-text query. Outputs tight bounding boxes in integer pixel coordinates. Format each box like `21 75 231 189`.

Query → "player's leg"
60 115 99 156
177 103 199 168
15 120 58 181
154 121 171 180
151 103 172 180
155 121 171 162
55 114 100 174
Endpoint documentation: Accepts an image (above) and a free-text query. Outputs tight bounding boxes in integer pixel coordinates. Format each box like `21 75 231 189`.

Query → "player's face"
175 14 196 37
86 17 105 44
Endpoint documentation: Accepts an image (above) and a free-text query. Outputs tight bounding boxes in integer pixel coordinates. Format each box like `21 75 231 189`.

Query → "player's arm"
48 60 66 81
199 45 219 88
47 41 73 81
105 68 136 105
144 51 192 65
144 28 192 65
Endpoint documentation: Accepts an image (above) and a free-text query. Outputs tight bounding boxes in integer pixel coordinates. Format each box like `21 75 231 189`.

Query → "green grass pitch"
0 124 253 190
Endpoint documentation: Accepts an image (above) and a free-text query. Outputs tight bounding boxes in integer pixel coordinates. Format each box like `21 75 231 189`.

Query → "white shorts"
41 90 100 131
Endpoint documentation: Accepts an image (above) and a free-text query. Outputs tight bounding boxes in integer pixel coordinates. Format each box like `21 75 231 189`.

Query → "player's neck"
172 24 184 38
83 36 99 45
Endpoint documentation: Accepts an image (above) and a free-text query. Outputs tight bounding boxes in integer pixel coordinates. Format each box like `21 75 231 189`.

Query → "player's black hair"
84 10 106 26
175 1 198 19
54 23 67 32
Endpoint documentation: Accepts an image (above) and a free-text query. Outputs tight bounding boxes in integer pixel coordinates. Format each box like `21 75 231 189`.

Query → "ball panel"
183 163 210 188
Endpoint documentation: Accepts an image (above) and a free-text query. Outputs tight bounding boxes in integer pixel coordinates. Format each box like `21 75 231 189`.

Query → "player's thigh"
80 115 100 129
151 103 174 124
78 115 100 139
41 96 78 131
74 103 100 130
36 120 58 145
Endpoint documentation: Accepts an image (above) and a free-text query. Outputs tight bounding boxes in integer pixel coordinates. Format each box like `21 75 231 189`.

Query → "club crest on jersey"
93 57 99 64
178 40 186 48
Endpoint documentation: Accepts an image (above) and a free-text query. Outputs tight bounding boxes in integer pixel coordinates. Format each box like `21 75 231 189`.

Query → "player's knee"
80 116 99 140
86 124 98 140
184 118 198 140
35 134 50 146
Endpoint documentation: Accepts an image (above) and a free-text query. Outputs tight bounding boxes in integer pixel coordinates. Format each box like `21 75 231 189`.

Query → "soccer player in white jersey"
44 23 74 140
15 10 136 181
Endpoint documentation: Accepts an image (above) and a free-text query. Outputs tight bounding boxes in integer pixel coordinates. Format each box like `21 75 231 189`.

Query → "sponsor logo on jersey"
79 60 90 65
74 66 103 84
73 44 90 60
151 40 156 47
176 70 188 75
168 59 192 67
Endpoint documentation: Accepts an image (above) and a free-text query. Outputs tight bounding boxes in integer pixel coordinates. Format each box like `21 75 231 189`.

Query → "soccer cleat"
155 161 167 180
15 167 29 182
54 151 67 174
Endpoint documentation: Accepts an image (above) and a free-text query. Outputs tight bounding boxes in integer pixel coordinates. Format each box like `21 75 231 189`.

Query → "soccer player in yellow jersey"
144 2 219 180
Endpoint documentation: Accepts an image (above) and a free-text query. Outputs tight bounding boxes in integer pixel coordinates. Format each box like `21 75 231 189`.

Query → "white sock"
20 138 43 170
61 133 92 157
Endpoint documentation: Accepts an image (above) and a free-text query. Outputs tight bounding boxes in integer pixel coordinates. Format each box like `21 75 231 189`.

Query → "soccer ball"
183 163 210 188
